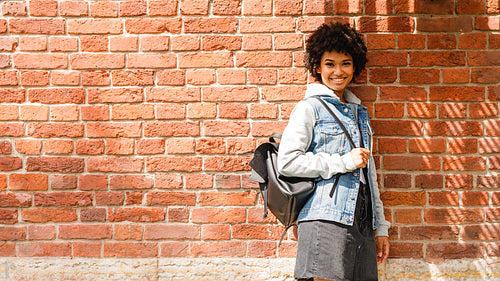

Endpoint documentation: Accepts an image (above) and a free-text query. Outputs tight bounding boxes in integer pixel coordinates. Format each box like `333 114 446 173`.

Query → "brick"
240 18 295 33
191 241 246 257
59 1 88 16
375 103 404 118
429 191 459 206
380 191 425 206
110 175 153 190
90 1 118 17
0 209 18 224
480 138 500 154
114 224 142 240
227 138 255 154
471 68 500 84
366 34 396 50
19 70 50 86
50 175 77 190
180 0 209 15
430 86 485 102
371 120 423 136
237 51 292 67
0 70 18 85
111 104 154 120
383 155 440 171
476 16 500 31
410 51 465 67
184 17 238 33
34 192 91 207
149 0 177 16
0 37 18 52
126 18 182 33
0 193 31 207
95 192 124 206
445 174 473 190
28 225 56 240
425 208 484 224
409 138 446 154
70 54 125 69
87 156 143 173
248 69 277 85
439 103 467 118
243 0 272 15
393 209 422 224
442 68 470 84
21 208 77 223
26 157 84 173
202 35 242 51
14 139 42 154
145 224 200 240
407 103 436 119
426 121 483 136
0 123 23 137
19 36 47 51
378 138 407 154
9 19 65 34
136 139 165 154
104 242 158 258
127 54 176 68
157 70 186 86
0 157 22 171
108 207 165 222
82 71 111 86
213 0 241 15
49 37 78 52
68 19 122 34
204 121 250 137
443 156 486 171
427 243 482 262
28 123 84 138
179 52 233 68
449 138 478 154
146 87 200 102
2 1 27 16
73 242 101 257
242 35 272 51
400 226 460 240
0 105 18 120
29 0 57 16
0 141 11 154
201 224 231 240
51 71 80 86
80 35 108 52
18 242 72 257
166 138 195 154
470 51 500 66
486 120 500 136
459 33 487 49
75 139 105 155
462 191 489 206
143 121 200 137
125 191 143 205
29 88 84 104
160 242 189 257
187 69 216 85
119 0 147 16
50 105 79 121
358 16 414 32
140 36 169 51
88 88 143 103
171 35 200 51
154 174 183 190
275 0 303 15
397 34 426 49
146 156 202 172
185 174 213 189
400 68 440 84
87 122 141 138
196 138 226 154
198 190 257 206
43 139 73 154
59 225 111 240
417 17 473 32
428 34 456 49
369 68 397 84
157 103 187 119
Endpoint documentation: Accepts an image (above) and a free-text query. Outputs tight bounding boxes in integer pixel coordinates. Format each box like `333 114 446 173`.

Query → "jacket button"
346 218 351 222
353 172 358 176
350 195 355 200
344 108 349 113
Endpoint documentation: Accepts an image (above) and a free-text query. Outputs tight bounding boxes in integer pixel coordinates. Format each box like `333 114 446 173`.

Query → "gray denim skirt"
294 216 378 281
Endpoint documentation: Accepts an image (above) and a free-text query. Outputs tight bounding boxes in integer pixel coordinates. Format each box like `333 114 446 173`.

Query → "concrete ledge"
0 258 499 280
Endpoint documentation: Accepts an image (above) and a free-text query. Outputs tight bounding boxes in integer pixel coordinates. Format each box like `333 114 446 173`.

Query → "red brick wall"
0 0 498 262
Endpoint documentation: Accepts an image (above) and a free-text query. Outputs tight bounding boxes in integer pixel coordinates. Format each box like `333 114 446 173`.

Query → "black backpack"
249 133 316 245
248 97 357 245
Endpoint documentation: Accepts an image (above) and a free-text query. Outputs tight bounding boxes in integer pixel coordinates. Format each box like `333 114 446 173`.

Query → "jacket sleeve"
277 100 357 180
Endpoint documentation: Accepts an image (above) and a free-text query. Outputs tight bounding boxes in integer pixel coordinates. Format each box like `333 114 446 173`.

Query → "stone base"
0 258 499 280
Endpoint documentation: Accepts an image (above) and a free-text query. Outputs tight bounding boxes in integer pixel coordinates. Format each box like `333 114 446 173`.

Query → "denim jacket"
277 83 390 237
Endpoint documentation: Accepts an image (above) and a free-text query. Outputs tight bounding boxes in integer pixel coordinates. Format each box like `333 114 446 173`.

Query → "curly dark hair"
305 22 367 82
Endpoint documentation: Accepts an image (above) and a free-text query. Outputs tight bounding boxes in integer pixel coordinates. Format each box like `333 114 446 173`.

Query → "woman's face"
316 50 354 95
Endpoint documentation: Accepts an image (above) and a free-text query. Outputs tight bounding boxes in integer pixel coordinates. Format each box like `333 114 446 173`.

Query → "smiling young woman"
277 23 390 281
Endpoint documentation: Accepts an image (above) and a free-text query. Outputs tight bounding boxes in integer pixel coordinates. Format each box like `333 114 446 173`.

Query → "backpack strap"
314 97 359 198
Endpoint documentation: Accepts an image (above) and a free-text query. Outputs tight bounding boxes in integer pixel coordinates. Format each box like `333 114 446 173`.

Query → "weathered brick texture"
0 0 498 265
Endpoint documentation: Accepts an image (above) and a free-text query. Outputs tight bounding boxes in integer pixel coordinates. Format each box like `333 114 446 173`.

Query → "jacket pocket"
317 121 347 154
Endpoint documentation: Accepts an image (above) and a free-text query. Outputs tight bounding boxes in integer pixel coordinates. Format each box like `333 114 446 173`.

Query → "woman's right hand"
350 148 370 168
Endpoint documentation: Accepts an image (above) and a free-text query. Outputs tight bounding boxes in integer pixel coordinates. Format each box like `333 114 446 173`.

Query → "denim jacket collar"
304 83 362 105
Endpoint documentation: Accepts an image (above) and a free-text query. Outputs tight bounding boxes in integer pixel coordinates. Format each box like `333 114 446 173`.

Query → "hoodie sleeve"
277 100 357 180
